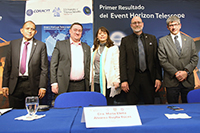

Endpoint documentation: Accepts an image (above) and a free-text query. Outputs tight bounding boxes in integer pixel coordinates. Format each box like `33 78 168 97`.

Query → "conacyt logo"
26 9 50 16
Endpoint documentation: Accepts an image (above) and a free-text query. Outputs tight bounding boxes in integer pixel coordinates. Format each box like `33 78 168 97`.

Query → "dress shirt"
19 38 33 76
70 38 84 80
170 32 182 48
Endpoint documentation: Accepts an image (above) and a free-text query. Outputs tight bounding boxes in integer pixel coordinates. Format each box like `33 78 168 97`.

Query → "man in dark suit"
120 16 162 105
2 21 48 109
50 22 90 95
158 16 198 103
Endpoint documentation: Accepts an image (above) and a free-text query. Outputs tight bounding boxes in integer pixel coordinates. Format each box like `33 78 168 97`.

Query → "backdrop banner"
93 0 200 88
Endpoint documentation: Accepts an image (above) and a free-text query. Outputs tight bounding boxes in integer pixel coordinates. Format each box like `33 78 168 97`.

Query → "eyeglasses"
168 23 180 27
131 22 142 25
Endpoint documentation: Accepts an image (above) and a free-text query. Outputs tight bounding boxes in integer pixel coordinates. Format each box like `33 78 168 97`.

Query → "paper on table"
165 113 191 119
15 114 46 121
0 108 12 115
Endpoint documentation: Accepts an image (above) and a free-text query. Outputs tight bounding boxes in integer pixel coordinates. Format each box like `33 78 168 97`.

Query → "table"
0 107 80 133
71 103 200 133
1 104 200 133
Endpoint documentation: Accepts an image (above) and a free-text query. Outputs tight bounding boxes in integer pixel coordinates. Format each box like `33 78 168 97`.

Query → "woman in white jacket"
90 27 120 105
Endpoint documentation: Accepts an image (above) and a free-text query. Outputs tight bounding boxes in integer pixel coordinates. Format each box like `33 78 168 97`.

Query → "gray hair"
166 16 180 26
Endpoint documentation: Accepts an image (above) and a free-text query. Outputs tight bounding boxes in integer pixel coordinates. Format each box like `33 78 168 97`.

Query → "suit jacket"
2 38 48 95
158 33 198 88
120 33 162 85
50 39 91 94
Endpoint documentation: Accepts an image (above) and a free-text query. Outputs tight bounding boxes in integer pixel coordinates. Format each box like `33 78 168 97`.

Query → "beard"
132 27 142 33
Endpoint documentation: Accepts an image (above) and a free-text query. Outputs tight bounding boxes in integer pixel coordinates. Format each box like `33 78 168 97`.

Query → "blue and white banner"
25 0 93 24
0 0 93 105
25 0 93 56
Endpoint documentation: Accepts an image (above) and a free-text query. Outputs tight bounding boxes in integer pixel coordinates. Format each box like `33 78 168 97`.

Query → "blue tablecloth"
71 104 200 133
1 104 200 133
0 107 80 133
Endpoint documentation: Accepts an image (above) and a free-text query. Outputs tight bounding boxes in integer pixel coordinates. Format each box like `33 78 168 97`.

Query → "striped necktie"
174 36 181 55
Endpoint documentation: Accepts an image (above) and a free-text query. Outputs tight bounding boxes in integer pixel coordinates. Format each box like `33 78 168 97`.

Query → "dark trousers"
166 83 193 104
9 77 32 109
67 79 86 92
127 70 155 105
92 83 114 105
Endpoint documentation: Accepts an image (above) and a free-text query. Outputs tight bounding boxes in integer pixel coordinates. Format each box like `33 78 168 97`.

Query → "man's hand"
175 71 188 82
2 87 9 98
38 89 46 99
121 81 129 93
51 84 59 94
155 79 162 92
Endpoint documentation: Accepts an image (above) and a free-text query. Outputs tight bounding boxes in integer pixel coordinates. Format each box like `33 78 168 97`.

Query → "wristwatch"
184 69 190 76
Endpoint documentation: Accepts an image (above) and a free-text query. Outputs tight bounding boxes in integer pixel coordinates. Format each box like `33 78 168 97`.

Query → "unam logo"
26 9 33 16
52 7 61 17
110 31 126 46
83 6 91 15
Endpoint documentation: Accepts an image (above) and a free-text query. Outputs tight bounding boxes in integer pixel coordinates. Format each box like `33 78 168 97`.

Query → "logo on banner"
52 7 62 17
83 6 91 15
0 16 2 21
26 9 33 16
110 31 126 46
63 8 81 15
26 9 50 16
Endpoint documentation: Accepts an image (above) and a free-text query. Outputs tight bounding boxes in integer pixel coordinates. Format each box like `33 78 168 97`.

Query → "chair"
54 91 107 108
187 89 200 103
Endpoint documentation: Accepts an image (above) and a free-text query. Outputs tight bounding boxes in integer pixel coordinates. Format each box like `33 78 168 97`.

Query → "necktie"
20 41 29 74
138 36 146 72
174 36 181 55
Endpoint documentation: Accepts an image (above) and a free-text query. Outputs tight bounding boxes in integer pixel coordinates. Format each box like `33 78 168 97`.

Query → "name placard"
81 105 142 128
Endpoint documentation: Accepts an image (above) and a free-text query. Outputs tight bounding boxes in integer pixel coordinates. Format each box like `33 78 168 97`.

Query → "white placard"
81 106 142 128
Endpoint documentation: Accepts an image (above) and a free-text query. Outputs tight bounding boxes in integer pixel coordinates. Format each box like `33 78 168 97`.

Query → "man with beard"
120 16 162 105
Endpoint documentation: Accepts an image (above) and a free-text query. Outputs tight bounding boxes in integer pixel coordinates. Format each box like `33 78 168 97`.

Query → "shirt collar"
70 38 81 45
133 32 144 38
170 32 181 40
22 38 33 44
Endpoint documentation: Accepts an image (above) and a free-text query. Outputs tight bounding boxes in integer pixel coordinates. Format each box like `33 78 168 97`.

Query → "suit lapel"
16 38 23 66
82 43 87 65
181 34 186 54
29 38 37 63
66 39 71 61
143 34 149 55
130 34 137 54
143 34 151 61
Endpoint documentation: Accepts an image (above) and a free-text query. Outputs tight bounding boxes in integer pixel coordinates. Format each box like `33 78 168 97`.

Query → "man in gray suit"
50 22 90 95
2 21 48 109
158 16 198 103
